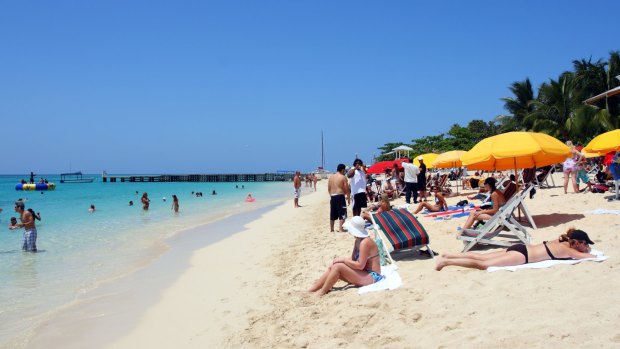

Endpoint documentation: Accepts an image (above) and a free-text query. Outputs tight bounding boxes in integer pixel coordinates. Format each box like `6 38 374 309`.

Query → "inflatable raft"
15 183 56 191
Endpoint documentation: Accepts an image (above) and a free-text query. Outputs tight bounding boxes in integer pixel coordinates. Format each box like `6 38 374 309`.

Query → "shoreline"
25 196 293 349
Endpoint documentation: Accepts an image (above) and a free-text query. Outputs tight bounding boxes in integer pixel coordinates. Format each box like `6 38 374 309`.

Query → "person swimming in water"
89 205 96 212
435 227 596 271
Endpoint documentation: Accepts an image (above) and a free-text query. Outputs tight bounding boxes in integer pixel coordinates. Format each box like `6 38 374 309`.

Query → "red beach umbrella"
367 161 395 174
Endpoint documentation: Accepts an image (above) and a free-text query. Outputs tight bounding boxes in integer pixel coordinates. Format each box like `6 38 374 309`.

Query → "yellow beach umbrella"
583 129 620 155
432 150 467 169
413 153 439 169
461 132 570 171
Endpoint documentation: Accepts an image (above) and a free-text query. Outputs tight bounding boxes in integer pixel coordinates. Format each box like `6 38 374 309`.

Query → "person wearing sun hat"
308 216 384 296
436 227 597 271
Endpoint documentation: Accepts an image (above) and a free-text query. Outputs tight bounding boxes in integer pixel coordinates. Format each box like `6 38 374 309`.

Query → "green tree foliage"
375 50 619 162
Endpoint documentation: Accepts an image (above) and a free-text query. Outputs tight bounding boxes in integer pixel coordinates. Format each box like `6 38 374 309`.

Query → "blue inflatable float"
15 183 56 191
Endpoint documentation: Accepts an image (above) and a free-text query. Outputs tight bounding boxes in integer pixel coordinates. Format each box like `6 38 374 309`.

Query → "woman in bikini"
461 177 505 230
308 216 383 296
413 186 448 214
435 228 595 271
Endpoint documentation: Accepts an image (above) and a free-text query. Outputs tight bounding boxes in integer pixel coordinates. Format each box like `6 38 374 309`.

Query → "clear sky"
1 1 618 174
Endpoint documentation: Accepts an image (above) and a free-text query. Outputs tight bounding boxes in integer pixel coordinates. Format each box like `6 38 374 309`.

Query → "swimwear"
352 240 384 283
367 270 385 283
543 241 573 260
352 192 367 210
22 228 37 252
576 170 589 184
506 243 528 263
294 188 301 199
330 194 347 221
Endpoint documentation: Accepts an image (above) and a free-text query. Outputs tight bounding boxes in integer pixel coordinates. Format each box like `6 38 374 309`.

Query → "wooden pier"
102 173 295 183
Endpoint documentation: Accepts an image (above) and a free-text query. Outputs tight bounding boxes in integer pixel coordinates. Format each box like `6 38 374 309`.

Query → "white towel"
588 209 620 215
358 264 402 294
487 249 609 272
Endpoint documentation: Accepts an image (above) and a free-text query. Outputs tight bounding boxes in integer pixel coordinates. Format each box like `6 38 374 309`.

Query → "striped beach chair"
370 208 435 262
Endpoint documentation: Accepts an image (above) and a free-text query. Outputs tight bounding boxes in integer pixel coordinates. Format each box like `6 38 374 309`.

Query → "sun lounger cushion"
374 209 430 249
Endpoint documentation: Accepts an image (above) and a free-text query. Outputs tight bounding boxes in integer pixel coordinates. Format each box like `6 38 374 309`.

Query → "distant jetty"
102 172 294 183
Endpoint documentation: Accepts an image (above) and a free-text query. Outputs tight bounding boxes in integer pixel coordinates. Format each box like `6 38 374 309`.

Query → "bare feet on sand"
435 257 446 271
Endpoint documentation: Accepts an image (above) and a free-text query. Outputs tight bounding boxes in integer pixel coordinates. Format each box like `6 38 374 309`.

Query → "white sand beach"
94 173 620 349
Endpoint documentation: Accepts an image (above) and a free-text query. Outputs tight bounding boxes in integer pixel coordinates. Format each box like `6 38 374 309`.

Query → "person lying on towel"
412 186 448 214
435 228 595 271
308 216 384 296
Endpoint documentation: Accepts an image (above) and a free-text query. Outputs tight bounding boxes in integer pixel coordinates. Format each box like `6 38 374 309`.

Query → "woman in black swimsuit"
308 216 383 296
436 228 596 271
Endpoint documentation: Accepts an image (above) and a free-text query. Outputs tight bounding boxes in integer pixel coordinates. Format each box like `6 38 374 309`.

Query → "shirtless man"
14 201 37 252
328 164 350 232
312 174 318 192
293 171 302 208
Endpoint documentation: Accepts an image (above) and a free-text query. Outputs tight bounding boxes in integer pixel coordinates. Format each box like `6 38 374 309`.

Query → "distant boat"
60 172 94 183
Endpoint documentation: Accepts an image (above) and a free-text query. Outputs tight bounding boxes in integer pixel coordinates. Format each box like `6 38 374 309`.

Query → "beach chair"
370 208 435 262
457 192 531 252
535 166 555 188
436 174 452 195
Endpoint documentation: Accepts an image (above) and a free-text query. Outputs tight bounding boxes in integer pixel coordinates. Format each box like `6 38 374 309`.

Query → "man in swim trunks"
293 171 302 208
14 201 37 252
347 159 368 216
328 164 350 232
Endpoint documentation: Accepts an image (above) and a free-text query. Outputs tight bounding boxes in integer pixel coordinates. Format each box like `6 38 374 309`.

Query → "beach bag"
592 184 609 193
456 199 468 207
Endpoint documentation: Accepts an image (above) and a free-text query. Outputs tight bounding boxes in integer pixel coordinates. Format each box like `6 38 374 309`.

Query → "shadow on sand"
532 213 586 228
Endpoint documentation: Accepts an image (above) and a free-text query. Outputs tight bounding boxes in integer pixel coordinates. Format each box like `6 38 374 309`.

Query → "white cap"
418 156 423 161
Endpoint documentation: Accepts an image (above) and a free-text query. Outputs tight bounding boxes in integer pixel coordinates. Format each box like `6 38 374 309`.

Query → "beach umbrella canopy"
432 150 467 169
583 129 620 155
461 132 570 171
366 161 394 174
413 153 438 169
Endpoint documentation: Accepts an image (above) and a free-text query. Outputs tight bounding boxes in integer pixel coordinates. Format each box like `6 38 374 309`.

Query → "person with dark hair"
171 195 179 213
436 228 595 270
89 205 96 212
14 201 37 252
328 164 350 232
417 157 428 201
347 159 368 216
8 217 18 229
141 193 150 210
461 177 506 230
293 171 302 208
27 208 41 221
401 158 420 204
412 186 448 214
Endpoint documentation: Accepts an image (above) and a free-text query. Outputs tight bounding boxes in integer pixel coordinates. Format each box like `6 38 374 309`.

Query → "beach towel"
424 204 477 218
358 264 402 294
588 209 620 215
487 249 609 272
434 211 471 220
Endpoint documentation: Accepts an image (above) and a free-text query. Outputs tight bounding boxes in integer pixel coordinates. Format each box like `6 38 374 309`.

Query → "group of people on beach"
307 156 603 296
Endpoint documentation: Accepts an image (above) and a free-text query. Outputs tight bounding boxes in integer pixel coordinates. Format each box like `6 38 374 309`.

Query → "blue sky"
0 1 618 174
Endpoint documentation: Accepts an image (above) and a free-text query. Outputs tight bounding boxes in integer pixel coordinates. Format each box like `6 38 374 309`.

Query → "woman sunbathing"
436 228 595 271
412 186 447 214
308 216 384 296
461 177 505 230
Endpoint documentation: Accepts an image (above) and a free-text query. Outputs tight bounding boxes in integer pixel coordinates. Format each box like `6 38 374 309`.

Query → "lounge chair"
370 208 435 262
436 174 452 195
457 191 532 252
535 166 555 188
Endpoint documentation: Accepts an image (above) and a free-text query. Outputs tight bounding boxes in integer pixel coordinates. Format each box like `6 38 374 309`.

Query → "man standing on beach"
14 201 37 252
417 157 427 201
294 171 301 208
328 164 350 232
402 157 420 204
347 158 367 216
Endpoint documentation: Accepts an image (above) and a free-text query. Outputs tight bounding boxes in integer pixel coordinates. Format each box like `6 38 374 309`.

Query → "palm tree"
496 78 535 132
526 72 576 141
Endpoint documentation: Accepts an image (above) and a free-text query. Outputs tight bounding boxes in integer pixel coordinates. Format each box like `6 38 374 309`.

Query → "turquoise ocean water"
0 175 293 348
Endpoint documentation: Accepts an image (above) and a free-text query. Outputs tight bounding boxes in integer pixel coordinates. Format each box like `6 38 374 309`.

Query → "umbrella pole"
514 158 523 222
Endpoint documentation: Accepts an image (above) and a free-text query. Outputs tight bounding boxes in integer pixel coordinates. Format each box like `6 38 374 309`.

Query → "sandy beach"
79 173 619 349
